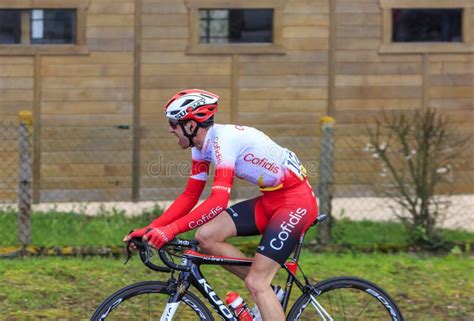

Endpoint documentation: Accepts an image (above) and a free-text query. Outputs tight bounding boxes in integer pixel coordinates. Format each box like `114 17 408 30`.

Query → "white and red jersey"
193 124 307 189
149 124 308 233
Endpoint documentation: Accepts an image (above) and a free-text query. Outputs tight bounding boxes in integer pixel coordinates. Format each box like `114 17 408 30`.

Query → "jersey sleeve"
170 166 234 233
171 131 239 233
149 156 210 228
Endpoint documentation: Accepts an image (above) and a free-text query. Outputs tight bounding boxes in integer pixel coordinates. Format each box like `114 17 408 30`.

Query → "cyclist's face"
168 119 191 149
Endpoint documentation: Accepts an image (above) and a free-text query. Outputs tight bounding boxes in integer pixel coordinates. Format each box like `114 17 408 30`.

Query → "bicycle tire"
287 276 403 321
91 281 214 321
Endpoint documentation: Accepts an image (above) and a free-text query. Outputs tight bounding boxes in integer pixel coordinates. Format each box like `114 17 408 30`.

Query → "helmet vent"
180 99 194 107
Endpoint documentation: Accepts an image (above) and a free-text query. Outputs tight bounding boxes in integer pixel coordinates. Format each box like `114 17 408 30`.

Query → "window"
30 9 76 44
200 9 273 44
0 5 86 56
0 10 21 44
392 9 462 43
380 0 473 53
186 0 285 55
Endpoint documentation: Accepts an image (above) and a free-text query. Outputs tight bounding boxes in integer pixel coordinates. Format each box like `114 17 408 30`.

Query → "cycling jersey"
192 124 308 189
149 124 309 235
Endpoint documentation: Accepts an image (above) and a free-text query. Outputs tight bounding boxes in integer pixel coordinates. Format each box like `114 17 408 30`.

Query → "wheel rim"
98 293 204 321
296 287 399 320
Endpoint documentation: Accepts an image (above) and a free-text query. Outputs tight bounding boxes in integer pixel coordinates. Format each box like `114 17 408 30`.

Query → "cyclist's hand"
123 227 150 243
143 224 177 249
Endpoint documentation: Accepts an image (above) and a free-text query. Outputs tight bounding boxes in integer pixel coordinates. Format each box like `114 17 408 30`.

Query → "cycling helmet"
164 89 219 123
164 89 219 147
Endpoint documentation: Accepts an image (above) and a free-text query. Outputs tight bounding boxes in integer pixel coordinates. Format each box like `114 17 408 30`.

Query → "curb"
1 240 472 258
0 245 125 258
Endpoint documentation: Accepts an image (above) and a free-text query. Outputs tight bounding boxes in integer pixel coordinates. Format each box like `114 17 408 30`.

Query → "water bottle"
273 285 286 303
225 291 254 321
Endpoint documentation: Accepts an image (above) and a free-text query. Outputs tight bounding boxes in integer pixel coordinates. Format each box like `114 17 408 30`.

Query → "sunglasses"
168 119 180 129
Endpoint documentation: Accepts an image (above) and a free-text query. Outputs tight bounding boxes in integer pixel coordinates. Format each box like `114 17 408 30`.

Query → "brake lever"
124 240 133 265
124 237 152 265
141 241 152 264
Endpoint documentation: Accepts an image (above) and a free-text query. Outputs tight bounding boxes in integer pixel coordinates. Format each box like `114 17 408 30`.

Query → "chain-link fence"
0 116 33 246
38 124 145 215
329 131 474 232
0 121 20 211
1 114 473 246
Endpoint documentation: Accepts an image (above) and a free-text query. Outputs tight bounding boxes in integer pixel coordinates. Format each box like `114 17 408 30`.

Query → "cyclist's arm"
148 159 209 228
170 130 238 234
169 166 234 234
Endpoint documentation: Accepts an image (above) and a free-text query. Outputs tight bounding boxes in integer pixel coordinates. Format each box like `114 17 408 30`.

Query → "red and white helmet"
164 89 219 123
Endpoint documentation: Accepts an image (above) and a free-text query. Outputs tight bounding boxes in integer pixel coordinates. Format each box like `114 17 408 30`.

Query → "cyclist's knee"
195 226 224 252
195 211 234 250
245 273 270 298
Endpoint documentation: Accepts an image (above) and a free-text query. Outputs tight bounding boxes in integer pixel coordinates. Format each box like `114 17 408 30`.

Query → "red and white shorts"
226 180 318 265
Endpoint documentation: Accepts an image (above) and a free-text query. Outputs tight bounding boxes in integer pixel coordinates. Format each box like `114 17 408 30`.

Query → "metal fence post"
18 111 33 247
317 116 335 245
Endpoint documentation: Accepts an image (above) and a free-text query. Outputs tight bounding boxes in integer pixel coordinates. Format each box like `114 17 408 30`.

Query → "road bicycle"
91 214 404 320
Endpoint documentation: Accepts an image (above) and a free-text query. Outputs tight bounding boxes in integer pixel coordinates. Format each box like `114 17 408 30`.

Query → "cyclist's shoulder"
213 123 262 138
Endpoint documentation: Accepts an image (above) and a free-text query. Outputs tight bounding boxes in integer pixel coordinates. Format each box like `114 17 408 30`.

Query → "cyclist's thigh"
258 194 317 265
196 209 239 240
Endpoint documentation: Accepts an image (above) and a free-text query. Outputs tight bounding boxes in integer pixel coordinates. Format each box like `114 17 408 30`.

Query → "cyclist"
124 89 318 321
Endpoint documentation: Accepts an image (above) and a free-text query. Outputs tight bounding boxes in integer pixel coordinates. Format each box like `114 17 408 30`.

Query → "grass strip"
1 210 473 249
0 253 472 320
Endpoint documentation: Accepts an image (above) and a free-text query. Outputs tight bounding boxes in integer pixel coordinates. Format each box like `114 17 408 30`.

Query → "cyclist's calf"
245 254 286 321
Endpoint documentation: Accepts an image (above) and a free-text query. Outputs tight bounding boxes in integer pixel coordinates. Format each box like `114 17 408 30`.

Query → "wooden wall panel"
229 0 330 192
332 0 473 195
138 0 234 199
1 0 472 203
1 79 32 175
37 0 136 202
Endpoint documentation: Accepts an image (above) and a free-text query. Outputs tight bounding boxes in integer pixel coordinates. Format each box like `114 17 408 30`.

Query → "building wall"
139 0 330 201
0 0 472 203
332 0 473 196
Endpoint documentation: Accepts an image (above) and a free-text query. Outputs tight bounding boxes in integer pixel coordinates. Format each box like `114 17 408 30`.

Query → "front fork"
160 276 190 321
304 285 333 321
160 264 237 321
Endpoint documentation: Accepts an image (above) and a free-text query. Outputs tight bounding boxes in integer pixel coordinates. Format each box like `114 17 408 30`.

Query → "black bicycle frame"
164 232 310 320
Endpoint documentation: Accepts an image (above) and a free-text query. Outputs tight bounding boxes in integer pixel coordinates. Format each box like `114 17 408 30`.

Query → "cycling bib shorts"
227 179 318 265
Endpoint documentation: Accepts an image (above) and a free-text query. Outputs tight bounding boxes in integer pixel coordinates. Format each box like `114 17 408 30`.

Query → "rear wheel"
91 281 214 321
287 277 403 320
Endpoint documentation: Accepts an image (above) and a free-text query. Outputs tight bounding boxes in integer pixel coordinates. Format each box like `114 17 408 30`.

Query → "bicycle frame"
97 214 400 321
160 232 314 321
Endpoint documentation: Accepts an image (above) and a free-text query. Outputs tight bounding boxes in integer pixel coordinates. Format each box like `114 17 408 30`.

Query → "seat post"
291 232 306 263
280 232 307 312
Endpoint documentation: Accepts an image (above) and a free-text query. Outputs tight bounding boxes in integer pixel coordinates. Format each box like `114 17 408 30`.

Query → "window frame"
185 0 286 55
380 0 473 54
0 2 87 56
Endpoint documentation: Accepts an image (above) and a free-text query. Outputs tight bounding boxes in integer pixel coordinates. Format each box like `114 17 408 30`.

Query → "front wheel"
91 281 214 321
287 276 403 321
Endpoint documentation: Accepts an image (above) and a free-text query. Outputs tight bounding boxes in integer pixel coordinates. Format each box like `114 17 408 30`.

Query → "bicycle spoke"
327 289 334 318
147 294 151 321
353 295 374 320
337 289 347 321
290 281 401 321
95 292 202 320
